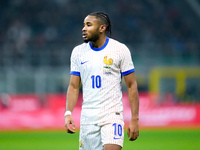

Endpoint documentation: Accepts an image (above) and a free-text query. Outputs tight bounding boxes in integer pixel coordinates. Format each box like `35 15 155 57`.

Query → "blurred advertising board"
0 93 199 130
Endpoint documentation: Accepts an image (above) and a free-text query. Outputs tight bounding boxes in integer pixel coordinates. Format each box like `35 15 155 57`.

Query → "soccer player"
65 12 139 150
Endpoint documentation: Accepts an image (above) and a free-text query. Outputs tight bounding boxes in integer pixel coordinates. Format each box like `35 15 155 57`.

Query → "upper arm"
120 44 134 75
124 72 137 88
69 75 81 90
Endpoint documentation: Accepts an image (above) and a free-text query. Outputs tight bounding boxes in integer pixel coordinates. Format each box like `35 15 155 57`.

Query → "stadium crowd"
0 0 199 68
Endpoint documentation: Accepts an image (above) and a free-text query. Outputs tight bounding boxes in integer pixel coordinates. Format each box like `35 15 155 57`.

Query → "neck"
90 36 107 48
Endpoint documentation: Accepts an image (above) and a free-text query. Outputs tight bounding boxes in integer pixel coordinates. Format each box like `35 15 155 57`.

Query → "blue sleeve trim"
122 68 135 76
70 71 80 76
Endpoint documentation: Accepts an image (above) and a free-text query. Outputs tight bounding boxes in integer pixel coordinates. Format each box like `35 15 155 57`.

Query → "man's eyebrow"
83 22 92 25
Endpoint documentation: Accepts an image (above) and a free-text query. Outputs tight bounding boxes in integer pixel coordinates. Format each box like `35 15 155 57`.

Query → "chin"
84 39 89 43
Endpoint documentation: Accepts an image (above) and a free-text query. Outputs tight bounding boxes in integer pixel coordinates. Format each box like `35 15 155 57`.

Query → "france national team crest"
103 55 113 74
79 141 82 148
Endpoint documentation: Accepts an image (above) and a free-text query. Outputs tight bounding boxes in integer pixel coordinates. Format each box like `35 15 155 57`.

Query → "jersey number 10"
113 123 122 137
91 75 101 89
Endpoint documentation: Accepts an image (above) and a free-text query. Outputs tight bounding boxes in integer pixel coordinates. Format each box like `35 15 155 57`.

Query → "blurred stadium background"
1 0 200 96
0 0 200 142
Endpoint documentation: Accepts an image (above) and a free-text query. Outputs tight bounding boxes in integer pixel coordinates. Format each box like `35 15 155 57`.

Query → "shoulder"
73 43 88 51
108 38 128 49
108 38 130 53
71 43 89 55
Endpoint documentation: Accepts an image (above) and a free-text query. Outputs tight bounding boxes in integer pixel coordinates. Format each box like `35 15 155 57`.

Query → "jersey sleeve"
120 45 135 76
70 47 80 76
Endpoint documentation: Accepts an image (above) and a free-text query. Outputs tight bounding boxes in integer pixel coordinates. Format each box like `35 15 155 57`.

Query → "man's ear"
99 24 107 33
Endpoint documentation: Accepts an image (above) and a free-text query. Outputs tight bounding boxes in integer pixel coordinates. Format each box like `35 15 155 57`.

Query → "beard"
84 39 89 43
83 29 100 43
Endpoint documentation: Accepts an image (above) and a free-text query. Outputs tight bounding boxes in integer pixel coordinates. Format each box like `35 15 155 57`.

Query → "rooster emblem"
104 56 113 65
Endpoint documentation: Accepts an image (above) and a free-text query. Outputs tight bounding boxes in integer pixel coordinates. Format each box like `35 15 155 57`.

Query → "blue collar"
89 37 109 51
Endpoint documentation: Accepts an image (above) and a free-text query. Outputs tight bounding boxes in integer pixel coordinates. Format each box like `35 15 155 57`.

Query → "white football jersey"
70 37 135 124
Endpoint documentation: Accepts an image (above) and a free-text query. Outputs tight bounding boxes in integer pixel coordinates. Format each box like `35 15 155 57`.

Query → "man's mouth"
82 33 87 38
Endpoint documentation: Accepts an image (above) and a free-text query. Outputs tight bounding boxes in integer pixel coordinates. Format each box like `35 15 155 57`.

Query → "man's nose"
82 26 86 31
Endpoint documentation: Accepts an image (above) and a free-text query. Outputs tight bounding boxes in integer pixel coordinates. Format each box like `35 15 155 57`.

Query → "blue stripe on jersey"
89 37 109 51
70 71 80 76
122 68 135 76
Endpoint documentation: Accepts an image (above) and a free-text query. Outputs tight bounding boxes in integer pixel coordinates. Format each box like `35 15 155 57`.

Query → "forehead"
84 15 99 24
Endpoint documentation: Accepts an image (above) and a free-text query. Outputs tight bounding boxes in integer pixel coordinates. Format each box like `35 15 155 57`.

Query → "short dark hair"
89 12 112 36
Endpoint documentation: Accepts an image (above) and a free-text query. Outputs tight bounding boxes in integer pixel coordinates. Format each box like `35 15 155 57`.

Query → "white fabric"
70 37 134 124
79 112 124 150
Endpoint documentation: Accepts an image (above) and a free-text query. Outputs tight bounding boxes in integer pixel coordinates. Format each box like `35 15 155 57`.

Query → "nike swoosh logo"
81 61 88 65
